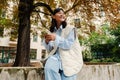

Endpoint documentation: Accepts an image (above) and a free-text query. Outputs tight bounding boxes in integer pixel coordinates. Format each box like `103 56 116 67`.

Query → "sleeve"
43 40 54 53
54 28 76 49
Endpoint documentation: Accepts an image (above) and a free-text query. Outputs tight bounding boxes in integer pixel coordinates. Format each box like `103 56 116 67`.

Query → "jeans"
44 56 77 80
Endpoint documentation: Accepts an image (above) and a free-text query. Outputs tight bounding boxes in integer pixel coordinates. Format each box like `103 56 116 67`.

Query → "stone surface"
0 63 120 80
0 67 44 80
77 64 120 80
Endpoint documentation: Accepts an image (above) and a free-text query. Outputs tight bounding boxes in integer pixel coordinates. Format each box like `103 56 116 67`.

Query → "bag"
40 45 58 67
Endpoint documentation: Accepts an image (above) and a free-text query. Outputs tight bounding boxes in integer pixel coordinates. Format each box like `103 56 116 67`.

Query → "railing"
0 46 16 63
0 46 37 63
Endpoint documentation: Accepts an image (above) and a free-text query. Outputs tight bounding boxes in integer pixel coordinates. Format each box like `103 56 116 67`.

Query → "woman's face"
53 10 66 23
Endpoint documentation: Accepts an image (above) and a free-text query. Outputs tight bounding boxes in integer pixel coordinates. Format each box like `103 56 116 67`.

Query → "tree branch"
33 10 51 16
37 12 49 30
32 2 53 14
65 0 80 13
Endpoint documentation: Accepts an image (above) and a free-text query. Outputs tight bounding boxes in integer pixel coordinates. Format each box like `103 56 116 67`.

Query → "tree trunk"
13 0 33 66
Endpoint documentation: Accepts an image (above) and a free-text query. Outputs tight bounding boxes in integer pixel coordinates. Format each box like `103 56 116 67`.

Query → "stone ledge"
0 64 120 80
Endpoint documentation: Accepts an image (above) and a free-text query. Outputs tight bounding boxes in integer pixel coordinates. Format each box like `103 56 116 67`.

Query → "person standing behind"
43 8 83 80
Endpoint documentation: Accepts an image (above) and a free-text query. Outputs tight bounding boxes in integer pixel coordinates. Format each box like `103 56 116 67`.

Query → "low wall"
77 63 120 80
0 67 44 80
0 63 120 80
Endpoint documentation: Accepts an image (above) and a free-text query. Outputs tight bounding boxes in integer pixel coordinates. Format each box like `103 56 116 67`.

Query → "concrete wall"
0 67 44 80
0 64 120 80
77 63 120 80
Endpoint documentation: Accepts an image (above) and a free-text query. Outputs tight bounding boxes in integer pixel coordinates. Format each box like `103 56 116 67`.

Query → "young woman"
43 8 83 80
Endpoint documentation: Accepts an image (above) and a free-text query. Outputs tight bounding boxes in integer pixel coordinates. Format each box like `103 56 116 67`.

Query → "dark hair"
50 8 67 32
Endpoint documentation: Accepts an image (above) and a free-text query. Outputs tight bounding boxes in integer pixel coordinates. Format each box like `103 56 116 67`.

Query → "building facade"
0 29 45 63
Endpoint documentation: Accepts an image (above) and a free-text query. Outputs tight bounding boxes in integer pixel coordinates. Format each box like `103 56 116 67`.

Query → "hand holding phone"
45 33 56 44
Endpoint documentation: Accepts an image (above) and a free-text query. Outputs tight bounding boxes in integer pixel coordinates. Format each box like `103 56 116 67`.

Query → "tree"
0 0 81 66
13 0 54 66
13 0 81 66
110 24 120 60
13 0 33 66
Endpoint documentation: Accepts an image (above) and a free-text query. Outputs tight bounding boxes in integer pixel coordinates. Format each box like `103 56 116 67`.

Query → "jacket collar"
54 25 63 32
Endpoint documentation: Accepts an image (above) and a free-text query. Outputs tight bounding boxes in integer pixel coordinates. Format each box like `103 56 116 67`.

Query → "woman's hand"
45 33 56 44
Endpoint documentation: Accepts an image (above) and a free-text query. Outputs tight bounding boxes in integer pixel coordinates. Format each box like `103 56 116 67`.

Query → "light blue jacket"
43 25 75 70
43 25 83 76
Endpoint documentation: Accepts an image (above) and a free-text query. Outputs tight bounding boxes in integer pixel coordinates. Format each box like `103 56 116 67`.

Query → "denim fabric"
44 56 77 80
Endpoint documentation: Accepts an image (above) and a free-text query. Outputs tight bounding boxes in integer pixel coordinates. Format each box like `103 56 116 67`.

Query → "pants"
44 56 77 80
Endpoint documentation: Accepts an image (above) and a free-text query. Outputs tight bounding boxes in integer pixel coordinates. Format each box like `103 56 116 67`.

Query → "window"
41 49 47 59
33 33 38 42
30 49 37 59
0 47 16 63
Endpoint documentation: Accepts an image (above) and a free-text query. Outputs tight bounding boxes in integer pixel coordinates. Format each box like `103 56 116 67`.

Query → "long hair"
50 8 67 32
